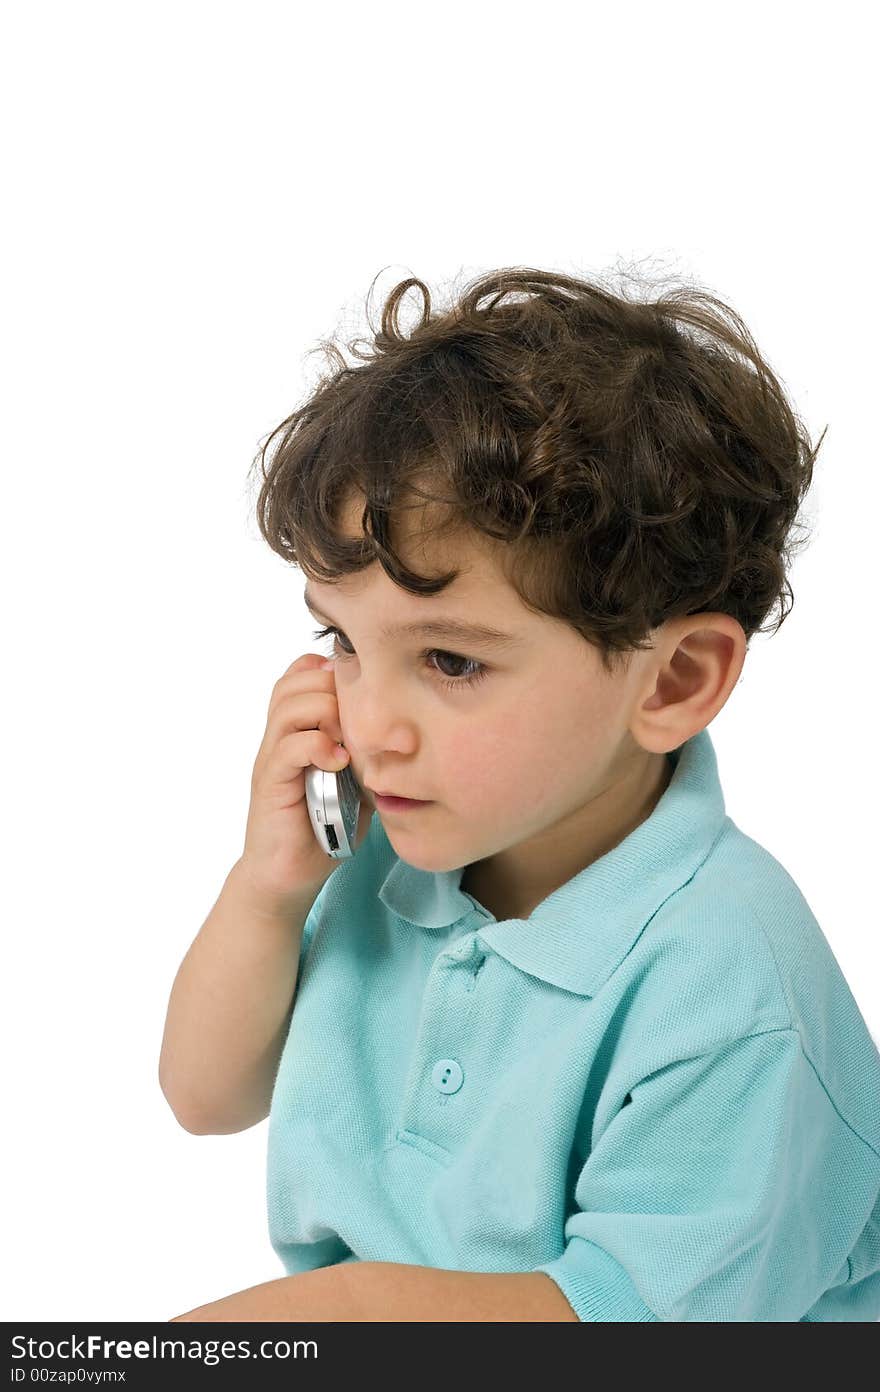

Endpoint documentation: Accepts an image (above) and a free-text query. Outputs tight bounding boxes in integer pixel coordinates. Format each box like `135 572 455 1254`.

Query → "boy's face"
303 496 672 918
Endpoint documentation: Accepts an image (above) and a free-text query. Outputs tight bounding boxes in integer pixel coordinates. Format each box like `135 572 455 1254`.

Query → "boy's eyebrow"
302 587 525 650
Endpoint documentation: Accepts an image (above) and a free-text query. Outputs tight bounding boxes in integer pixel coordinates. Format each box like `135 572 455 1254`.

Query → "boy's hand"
238 652 371 905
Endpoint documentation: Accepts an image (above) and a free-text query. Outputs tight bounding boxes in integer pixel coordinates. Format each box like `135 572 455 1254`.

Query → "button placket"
393 923 490 1141
464 948 487 992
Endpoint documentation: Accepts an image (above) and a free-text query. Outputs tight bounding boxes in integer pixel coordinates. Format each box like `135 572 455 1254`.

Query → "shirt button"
431 1058 464 1094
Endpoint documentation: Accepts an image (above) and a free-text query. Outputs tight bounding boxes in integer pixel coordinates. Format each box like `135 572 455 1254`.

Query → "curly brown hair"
247 264 826 675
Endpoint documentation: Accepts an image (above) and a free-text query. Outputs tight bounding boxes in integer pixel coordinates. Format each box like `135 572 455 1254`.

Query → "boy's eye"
309 625 489 692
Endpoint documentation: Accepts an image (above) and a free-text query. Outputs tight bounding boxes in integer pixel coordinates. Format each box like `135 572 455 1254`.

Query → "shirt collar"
376 726 728 998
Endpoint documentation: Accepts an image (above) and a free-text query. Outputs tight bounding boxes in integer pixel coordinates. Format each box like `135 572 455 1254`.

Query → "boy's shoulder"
625 815 880 1152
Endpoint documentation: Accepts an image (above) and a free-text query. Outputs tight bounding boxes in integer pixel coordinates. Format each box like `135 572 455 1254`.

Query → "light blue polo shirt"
266 726 880 1321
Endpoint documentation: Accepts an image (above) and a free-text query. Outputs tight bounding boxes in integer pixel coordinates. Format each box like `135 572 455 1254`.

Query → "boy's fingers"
285 652 327 674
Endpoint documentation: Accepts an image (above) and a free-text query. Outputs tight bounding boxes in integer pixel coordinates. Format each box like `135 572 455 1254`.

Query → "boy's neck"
462 750 674 923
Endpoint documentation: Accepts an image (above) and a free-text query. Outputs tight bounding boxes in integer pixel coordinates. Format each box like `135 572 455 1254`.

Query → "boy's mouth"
372 793 434 812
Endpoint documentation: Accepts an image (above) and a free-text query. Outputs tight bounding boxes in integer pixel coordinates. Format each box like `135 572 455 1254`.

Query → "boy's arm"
170 1261 579 1322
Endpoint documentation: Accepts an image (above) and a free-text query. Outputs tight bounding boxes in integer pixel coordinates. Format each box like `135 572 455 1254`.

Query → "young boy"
161 267 880 1322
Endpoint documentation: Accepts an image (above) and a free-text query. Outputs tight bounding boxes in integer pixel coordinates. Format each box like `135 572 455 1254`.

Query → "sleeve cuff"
535 1235 661 1322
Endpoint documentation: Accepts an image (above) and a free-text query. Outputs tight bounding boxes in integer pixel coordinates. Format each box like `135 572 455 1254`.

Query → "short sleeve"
294 812 383 989
294 877 333 985
534 1028 879 1321
298 898 320 970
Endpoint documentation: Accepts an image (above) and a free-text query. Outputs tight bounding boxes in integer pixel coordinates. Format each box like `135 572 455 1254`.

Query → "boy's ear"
633 613 747 752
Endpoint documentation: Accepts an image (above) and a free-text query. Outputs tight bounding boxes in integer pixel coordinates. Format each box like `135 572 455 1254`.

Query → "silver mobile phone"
304 761 363 859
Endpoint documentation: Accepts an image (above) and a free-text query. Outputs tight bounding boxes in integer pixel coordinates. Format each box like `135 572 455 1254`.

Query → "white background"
2 1 877 1322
